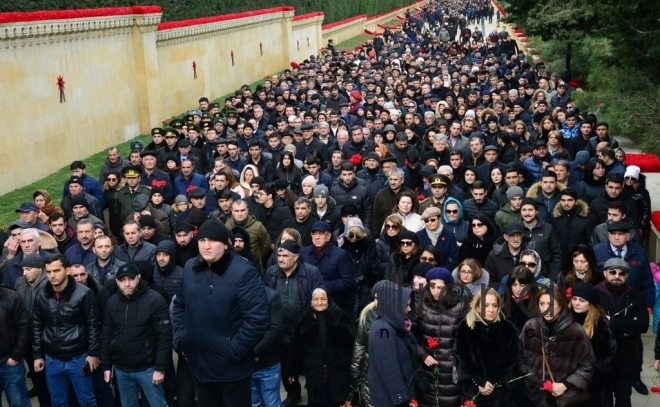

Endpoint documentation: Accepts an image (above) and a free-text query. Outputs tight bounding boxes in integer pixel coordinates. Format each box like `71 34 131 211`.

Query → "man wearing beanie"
596 258 649 403
173 218 269 407
494 186 524 230
127 193 171 235
570 150 592 182
67 196 103 230
264 239 324 406
311 185 341 232
139 215 171 246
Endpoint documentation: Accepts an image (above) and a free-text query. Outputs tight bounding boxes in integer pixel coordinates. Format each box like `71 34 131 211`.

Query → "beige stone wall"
0 13 160 195
322 16 366 45
291 15 324 64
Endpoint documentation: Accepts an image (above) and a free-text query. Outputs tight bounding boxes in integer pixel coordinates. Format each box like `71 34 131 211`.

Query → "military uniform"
115 166 152 223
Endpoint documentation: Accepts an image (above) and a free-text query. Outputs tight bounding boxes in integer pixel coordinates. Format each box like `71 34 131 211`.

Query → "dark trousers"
280 343 301 398
176 356 197 407
612 374 633 407
26 352 51 407
192 376 251 407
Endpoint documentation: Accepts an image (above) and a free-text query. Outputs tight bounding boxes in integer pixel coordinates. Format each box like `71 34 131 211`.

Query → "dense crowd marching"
1 1 660 407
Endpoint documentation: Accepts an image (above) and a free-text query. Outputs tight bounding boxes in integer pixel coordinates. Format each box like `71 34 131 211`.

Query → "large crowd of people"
1 1 660 407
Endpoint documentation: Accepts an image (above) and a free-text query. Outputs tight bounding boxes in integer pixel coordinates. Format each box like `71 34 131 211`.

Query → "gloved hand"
354 275 366 289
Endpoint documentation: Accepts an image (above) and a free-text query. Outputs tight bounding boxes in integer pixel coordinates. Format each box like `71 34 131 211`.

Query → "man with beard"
86 235 126 292
154 240 183 300
596 258 650 405
356 152 387 204
231 226 261 271
174 222 198 267
49 213 77 253
225 200 271 270
330 162 372 228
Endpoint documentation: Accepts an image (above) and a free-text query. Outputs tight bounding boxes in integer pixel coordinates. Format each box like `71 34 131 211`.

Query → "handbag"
401 335 431 392
542 341 590 407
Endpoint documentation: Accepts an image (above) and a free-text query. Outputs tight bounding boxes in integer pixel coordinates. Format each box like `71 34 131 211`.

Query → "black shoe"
282 395 302 407
633 379 649 395
28 386 38 398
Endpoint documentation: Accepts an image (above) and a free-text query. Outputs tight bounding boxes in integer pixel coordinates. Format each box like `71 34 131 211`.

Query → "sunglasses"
385 224 399 230
607 269 628 277
625 176 637 181
400 240 414 247
471 223 484 228
420 256 435 262
520 261 537 269
106 177 118 181
424 217 439 223
446 209 459 215
348 233 359 240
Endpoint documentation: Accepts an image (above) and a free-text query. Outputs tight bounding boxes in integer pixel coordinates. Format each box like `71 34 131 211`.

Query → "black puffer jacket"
101 280 172 372
342 237 381 321
330 179 373 229
375 230 401 272
462 197 499 221
0 287 31 364
414 288 468 407
263 197 293 242
32 276 101 360
153 240 184 300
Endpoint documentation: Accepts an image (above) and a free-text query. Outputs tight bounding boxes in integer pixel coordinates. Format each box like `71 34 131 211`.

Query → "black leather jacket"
32 276 101 360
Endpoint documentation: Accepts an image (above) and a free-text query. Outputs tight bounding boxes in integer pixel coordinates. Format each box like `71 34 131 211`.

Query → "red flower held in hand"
350 154 363 165
417 194 426 202
461 401 476 407
342 402 353 407
543 380 554 392
409 400 419 407
565 287 572 299
427 337 439 349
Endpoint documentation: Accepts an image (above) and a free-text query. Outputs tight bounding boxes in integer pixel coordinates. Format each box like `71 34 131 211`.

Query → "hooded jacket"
550 199 596 256
494 200 522 231
368 282 417 407
526 181 564 223
441 198 469 244
519 311 595 407
153 240 184 300
172 251 269 382
226 213 271 269
101 279 172 373
459 215 499 268
312 196 342 233
231 226 261 271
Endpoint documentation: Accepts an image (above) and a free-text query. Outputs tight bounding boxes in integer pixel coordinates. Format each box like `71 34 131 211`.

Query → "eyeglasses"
446 209 459 215
520 261 537 268
106 177 118 182
400 240 414 247
471 223 484 228
385 224 399 230
420 256 435 262
460 269 474 275
424 217 439 223
607 269 628 277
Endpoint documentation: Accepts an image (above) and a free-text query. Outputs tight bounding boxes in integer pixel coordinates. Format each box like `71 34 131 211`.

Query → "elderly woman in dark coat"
286 287 355 407
519 286 595 407
415 268 468 407
453 288 519 406
459 214 499 268
368 281 418 407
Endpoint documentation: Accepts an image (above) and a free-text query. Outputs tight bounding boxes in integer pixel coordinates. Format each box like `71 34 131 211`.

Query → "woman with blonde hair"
453 288 519 406
513 120 533 144
529 89 551 113
547 130 570 160
376 214 405 271
568 283 616 407
239 164 259 197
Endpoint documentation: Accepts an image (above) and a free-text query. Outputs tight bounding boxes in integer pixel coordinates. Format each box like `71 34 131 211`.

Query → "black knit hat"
398 230 419 245
571 283 599 305
196 218 229 244
413 262 434 278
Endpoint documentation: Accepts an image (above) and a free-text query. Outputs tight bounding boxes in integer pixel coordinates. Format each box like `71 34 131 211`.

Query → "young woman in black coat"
459 215 499 268
342 222 381 322
286 287 355 407
385 230 421 286
503 266 540 335
568 283 617 407
453 288 519 407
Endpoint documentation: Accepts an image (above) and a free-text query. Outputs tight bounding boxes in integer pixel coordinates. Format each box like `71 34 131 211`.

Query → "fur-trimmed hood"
103 178 126 191
552 199 589 218
526 180 566 199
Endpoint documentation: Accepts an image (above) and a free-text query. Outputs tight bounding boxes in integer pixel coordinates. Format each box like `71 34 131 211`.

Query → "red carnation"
409 400 419 407
350 154 363 165
543 380 554 392
290 61 299 68
151 180 166 188
427 337 439 349
650 385 660 393
417 194 426 202
185 185 197 196
565 287 572 299
461 401 476 407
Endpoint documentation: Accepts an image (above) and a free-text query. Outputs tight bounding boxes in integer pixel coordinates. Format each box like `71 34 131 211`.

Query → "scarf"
426 224 442 245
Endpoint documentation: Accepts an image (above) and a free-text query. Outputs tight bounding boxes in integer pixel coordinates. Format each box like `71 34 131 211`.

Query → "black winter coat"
263 197 293 242
255 287 283 370
484 236 536 283
342 238 381 321
33 276 101 360
595 282 649 375
286 303 355 405
453 317 519 406
462 198 499 221
385 252 421 286
414 289 468 407
519 311 595 407
589 192 638 227
101 280 172 372
0 287 31 364
153 240 184 300
572 311 616 407
331 179 373 229
376 230 400 273
550 200 595 259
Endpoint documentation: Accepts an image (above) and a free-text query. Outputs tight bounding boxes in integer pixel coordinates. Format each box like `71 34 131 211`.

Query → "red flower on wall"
57 75 66 103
